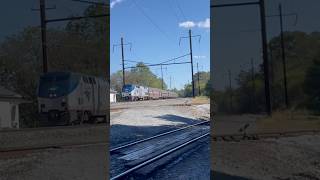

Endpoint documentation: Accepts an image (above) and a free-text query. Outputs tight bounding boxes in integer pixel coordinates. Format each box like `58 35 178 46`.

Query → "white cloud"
111 0 124 8
198 18 210 28
179 18 210 29
179 21 196 28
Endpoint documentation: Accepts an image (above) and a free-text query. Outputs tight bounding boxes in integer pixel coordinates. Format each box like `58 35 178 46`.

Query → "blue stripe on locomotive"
38 72 80 98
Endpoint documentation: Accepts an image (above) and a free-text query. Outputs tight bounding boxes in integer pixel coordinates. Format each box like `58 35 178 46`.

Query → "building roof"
0 86 22 98
0 86 30 103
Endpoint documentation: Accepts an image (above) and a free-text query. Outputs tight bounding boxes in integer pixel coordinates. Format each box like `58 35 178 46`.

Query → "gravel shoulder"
212 134 320 180
0 144 108 180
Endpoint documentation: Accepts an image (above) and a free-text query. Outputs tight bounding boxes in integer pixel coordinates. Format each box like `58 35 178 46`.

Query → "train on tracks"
37 71 108 126
121 84 178 101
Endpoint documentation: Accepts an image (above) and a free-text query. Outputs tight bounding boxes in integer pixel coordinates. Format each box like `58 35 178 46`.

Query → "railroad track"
212 129 320 142
0 123 107 133
110 120 210 180
0 124 107 153
0 141 108 153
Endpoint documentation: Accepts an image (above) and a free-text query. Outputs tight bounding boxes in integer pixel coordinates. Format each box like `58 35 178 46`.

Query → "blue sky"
110 0 210 90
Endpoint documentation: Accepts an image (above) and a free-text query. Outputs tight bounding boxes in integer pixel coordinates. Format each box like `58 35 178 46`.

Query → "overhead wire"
131 0 173 44
174 0 187 22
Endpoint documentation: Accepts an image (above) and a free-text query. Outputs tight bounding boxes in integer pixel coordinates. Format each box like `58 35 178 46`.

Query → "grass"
191 96 210 105
257 110 320 132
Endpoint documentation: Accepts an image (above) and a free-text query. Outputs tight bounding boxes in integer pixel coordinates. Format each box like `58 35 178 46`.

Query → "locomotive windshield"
122 84 134 92
38 72 78 98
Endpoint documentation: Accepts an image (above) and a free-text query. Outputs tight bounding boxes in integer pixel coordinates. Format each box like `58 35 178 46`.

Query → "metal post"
189 29 195 97
228 69 233 112
251 58 256 112
161 64 164 90
279 3 289 108
40 0 48 73
197 63 201 96
259 0 271 115
121 37 125 87
211 0 272 115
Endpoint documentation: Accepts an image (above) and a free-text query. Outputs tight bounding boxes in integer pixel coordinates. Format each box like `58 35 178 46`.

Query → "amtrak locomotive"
122 84 178 101
37 72 108 126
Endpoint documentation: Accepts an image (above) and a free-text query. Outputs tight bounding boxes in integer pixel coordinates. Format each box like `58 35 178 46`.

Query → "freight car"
37 71 108 126
121 84 178 101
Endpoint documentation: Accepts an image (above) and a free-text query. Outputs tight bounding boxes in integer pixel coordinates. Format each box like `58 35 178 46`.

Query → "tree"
110 62 166 92
182 71 210 97
0 5 108 127
304 58 320 113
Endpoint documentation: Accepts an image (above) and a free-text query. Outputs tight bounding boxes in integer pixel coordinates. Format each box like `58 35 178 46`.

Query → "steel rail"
110 132 209 180
212 129 320 141
0 123 107 133
0 141 107 153
110 120 209 152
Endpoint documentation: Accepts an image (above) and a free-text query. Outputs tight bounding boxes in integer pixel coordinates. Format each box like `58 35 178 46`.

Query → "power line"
122 53 190 69
113 37 132 86
167 0 182 23
132 0 172 43
35 0 109 73
159 53 190 64
179 29 201 98
174 0 187 21
211 0 272 115
124 59 151 64
125 61 190 69
131 0 184 55
70 0 109 6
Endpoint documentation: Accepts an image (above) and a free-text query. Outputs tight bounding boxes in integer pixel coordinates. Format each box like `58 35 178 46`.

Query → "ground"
1 98 320 180
211 113 320 180
0 144 108 180
212 134 320 180
110 98 210 179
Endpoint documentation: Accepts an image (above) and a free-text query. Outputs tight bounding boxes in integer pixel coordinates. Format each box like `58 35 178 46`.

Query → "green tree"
182 71 210 97
304 58 320 113
0 5 108 127
110 62 166 92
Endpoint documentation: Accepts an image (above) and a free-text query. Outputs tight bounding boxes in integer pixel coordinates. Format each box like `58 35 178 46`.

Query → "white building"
0 86 27 129
110 89 117 103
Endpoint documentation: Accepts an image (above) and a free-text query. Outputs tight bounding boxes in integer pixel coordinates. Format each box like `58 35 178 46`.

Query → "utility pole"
251 58 256 112
228 69 233 112
279 3 289 108
259 0 271 115
197 62 201 96
265 5 297 108
161 64 164 90
40 0 48 73
121 37 125 87
211 0 272 115
179 30 201 98
189 29 195 97
113 38 132 87
170 76 172 90
35 0 109 74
